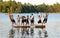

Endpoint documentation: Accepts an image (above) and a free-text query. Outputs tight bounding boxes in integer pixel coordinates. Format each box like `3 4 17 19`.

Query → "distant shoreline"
0 12 60 14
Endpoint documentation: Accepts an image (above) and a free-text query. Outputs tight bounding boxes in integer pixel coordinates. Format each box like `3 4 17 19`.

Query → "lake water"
0 13 60 38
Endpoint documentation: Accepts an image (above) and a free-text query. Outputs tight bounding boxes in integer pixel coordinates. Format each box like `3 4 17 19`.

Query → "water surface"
0 13 60 38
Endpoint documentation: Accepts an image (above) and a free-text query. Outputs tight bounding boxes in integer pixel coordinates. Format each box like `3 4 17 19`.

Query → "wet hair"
27 15 29 17
46 13 48 17
38 15 40 17
38 15 41 18
18 15 19 17
22 16 26 18
11 15 13 17
31 14 33 15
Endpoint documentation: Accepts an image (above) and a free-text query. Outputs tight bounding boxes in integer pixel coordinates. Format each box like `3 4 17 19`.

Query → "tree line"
0 0 60 13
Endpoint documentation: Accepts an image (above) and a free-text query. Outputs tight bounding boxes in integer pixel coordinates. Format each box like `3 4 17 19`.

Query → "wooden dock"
13 26 30 28
13 25 45 29
35 25 45 28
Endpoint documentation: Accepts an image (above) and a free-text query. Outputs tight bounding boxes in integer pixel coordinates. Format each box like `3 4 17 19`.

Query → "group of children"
9 13 48 37
9 13 48 26
38 13 48 24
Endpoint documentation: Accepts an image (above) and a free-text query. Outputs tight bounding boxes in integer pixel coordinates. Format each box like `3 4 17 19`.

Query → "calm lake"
0 13 60 38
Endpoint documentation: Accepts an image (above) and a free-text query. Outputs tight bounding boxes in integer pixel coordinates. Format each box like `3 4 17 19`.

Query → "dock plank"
13 25 45 28
35 25 45 28
13 26 30 28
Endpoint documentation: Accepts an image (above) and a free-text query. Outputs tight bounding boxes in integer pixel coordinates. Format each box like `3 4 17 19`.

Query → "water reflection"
0 13 60 38
9 29 15 38
8 28 48 38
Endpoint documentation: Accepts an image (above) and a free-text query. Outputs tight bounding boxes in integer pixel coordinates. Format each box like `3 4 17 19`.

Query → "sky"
3 0 60 5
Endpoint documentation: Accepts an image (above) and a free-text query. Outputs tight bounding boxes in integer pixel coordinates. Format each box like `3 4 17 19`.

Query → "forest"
0 0 60 13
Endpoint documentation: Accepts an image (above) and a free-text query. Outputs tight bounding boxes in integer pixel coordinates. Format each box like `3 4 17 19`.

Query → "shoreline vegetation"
0 0 60 13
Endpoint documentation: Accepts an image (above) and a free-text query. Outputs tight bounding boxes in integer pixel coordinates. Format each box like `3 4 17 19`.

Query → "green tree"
36 3 47 12
15 2 22 13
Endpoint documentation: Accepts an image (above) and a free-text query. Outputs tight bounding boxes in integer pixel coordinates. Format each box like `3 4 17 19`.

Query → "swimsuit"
26 17 29 24
38 20 41 23
43 18 47 23
11 19 15 23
